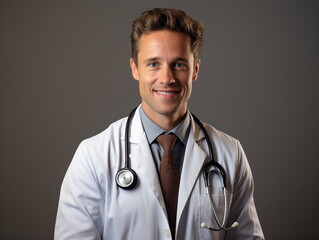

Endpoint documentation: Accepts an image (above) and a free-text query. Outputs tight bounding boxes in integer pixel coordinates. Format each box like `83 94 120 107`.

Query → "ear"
192 59 201 81
130 58 139 80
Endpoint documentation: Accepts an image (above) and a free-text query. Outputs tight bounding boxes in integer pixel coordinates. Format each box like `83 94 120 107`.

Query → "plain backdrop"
1 0 318 239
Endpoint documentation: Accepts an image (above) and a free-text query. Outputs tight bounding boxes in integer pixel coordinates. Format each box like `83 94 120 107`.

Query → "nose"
159 65 175 85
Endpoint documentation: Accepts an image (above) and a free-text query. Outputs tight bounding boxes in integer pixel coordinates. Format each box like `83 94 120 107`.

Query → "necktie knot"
157 133 177 151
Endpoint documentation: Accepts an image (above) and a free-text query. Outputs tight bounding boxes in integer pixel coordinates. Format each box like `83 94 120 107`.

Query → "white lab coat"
55 105 264 240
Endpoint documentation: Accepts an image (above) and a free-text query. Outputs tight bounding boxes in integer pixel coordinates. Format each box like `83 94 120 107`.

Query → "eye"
174 62 188 71
147 62 159 68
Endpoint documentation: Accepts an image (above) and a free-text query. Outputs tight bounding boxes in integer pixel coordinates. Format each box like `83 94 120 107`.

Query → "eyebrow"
143 57 160 65
174 57 189 63
142 57 189 64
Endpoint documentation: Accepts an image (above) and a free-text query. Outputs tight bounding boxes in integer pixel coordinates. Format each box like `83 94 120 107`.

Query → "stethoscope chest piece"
115 167 137 189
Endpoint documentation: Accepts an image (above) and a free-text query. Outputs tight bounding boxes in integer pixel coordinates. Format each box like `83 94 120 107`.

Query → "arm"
225 140 264 240
54 141 105 240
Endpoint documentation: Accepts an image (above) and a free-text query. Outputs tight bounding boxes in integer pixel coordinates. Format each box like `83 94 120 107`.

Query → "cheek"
181 78 193 98
179 74 193 87
140 72 157 85
138 76 153 94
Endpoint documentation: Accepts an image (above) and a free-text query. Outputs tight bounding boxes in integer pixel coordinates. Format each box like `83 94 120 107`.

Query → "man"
55 8 264 240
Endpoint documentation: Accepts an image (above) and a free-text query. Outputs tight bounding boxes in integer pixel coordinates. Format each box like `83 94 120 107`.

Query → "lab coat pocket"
199 192 233 240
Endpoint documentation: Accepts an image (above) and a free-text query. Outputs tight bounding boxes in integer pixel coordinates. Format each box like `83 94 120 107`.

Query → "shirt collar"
139 107 190 145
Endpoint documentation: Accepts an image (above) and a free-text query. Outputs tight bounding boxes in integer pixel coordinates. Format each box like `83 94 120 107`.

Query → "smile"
154 90 180 95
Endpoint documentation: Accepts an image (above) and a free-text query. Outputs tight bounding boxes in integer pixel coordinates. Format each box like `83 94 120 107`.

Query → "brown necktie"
157 133 180 238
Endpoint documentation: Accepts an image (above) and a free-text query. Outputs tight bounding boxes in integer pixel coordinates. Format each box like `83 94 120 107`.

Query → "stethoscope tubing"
190 113 227 189
116 107 238 231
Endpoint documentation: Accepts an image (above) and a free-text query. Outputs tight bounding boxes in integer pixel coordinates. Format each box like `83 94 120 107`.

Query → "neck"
141 105 187 131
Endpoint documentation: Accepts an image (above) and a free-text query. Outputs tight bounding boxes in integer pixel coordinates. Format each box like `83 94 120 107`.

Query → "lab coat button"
163 229 171 238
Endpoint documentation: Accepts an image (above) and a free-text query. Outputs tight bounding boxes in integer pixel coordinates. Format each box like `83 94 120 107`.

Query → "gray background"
1 0 318 239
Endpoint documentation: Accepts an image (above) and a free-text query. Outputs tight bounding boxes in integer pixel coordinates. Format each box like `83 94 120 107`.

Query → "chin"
143 100 186 118
156 104 185 117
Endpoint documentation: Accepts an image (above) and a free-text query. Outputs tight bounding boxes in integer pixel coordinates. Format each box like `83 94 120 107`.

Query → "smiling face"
130 30 200 127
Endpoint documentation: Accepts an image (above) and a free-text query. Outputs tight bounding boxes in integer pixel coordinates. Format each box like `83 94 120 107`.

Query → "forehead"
137 30 193 58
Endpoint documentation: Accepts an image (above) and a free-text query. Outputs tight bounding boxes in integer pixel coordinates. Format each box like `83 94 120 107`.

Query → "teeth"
156 91 175 95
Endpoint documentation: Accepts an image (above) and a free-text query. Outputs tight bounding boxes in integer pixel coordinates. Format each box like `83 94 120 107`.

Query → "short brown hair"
131 8 204 64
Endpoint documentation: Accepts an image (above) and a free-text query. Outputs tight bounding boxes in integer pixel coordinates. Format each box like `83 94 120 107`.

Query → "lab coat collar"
127 105 145 144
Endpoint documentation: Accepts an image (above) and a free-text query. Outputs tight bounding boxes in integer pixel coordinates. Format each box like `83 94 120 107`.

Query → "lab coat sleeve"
54 141 105 240
225 140 265 240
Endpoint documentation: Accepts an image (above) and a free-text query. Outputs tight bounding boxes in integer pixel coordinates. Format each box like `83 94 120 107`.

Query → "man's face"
130 30 200 122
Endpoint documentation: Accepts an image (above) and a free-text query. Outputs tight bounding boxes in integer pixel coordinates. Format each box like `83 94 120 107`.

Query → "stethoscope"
115 107 239 231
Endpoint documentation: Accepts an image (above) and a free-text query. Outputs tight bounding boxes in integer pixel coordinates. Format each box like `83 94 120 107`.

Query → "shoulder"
67 117 129 176
80 117 128 151
198 121 253 192
195 120 246 169
200 121 240 150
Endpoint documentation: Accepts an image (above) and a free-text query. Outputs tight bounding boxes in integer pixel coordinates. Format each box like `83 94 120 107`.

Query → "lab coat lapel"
127 107 166 211
176 115 207 226
122 107 209 227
